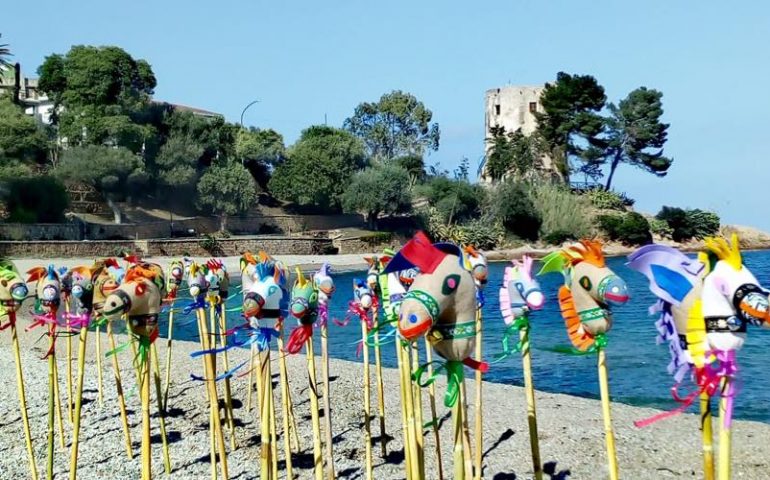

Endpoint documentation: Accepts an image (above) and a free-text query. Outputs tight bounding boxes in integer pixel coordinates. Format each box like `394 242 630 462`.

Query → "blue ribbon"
183 296 209 315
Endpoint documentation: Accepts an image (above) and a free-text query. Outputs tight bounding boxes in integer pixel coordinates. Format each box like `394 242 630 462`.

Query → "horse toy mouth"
603 293 630 304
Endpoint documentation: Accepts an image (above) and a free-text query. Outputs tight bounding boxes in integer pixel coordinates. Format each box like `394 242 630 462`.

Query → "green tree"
268 126 366 210
4 176 69 223
0 34 12 70
344 90 440 160
154 133 204 188
236 127 285 188
417 176 484 225
342 163 411 229
535 72 607 180
0 97 48 163
197 161 258 229
394 154 425 185
484 126 545 182
599 87 673 190
493 180 541 241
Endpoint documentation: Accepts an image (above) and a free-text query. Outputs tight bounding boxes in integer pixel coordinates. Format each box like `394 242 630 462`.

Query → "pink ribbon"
64 312 91 329
26 311 60 331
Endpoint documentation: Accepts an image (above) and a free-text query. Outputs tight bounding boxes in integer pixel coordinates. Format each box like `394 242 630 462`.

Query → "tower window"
495 105 501 116
529 102 537 113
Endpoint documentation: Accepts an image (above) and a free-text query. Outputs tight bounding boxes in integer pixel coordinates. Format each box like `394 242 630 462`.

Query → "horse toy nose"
243 292 265 317
398 304 433 340
189 285 201 297
526 290 546 310
601 276 630 305
359 294 373 310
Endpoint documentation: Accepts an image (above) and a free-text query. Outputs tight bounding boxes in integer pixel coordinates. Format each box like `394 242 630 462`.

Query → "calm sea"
158 250 770 423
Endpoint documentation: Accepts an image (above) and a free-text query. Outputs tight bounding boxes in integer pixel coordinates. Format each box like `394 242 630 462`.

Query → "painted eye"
579 276 592 290
473 265 488 280
268 286 278 296
515 282 525 294
408 313 419 324
0 279 7 287
611 286 620 293
442 274 461 295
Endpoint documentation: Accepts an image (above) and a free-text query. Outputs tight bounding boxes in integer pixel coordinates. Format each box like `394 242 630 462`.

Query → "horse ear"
538 252 566 276
26 267 45 283
364 257 375 267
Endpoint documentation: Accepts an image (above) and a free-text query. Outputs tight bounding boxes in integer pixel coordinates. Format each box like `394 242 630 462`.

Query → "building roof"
153 100 222 118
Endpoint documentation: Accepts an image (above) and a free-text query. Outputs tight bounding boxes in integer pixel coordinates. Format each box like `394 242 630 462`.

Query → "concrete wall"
0 236 334 258
0 223 81 241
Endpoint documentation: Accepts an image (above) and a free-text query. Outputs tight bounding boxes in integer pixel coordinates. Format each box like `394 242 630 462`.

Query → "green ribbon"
412 359 465 408
492 314 530 363
544 332 608 356
431 321 476 341
404 290 440 321
365 315 398 347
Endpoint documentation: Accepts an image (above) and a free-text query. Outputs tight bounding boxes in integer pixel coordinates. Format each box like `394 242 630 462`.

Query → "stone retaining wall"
0 236 334 258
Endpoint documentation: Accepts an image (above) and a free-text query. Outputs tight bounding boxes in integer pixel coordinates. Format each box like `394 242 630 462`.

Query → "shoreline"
1 329 769 479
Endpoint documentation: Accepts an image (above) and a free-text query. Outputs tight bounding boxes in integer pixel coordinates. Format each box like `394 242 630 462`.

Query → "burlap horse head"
102 263 166 337
0 258 28 313
700 234 769 351
165 259 186 300
539 240 630 351
91 258 122 316
27 265 63 314
63 266 95 315
384 232 479 364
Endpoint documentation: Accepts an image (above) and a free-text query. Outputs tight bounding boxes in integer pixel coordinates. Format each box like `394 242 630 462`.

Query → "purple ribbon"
704 349 738 428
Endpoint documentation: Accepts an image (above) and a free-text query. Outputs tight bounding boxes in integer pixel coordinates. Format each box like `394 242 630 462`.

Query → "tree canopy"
154 133 204 188
54 145 145 197
196 161 258 220
341 163 411 228
0 34 12 70
0 97 48 164
484 126 545 182
344 90 440 160
268 126 366 210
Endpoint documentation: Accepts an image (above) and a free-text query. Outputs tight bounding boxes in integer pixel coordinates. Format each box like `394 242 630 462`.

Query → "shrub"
598 212 652 245
417 176 485 224
494 181 541 241
528 182 593 240
584 189 627 210
4 176 69 223
423 208 503 250
656 206 720 242
541 229 577 245
649 218 673 238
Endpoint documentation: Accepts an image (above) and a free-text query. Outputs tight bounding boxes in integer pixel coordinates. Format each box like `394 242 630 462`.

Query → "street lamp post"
240 99 260 127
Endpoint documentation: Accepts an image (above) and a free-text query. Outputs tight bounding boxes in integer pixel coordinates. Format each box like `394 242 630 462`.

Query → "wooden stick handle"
361 321 373 480
141 347 152 480
69 327 89 480
10 319 39 480
151 343 172 474
473 309 483 480
718 378 731 480
372 327 387 459
65 301 74 424
276 324 295 479
162 305 175 411
520 327 543 480
453 396 466 480
598 349 619 480
95 324 104 408
424 340 444 480
107 322 133 459
320 327 336 480
307 338 324 480
700 393 714 480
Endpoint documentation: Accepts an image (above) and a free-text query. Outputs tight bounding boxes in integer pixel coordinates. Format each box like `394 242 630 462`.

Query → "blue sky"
5 1 770 229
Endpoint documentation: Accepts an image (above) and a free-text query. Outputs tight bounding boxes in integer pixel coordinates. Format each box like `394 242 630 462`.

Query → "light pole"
240 99 260 127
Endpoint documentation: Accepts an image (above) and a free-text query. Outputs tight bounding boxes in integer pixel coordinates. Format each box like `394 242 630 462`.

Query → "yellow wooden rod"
306 338 324 480
320 326 336 480
95 323 104 408
257 348 272 480
718 378 731 480
10 317 39 480
162 302 175 411
361 321 373 480
453 394 466 480
107 322 133 459
460 382 473 475
246 343 256 412
151 343 172 474
700 393 715 480
473 308 483 480
424 340 444 480
268 351 279 480
372 311 387 459
276 324 294 479
597 348 619 480
51 336 66 449
520 326 543 480
212 302 237 450
47 325 57 480
411 341 425 476
401 343 421 480
65 300 74 424
140 347 152 480
198 308 228 480
396 337 413 480
68 326 89 480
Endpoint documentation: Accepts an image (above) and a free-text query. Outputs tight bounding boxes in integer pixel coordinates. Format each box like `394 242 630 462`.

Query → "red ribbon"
285 324 313 354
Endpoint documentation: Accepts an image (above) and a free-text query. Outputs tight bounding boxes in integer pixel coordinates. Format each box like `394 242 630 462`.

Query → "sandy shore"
1 317 770 480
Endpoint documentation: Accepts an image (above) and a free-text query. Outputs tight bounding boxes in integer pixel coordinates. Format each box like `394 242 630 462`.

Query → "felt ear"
650 265 693 303
124 255 140 264
537 251 566 276
26 266 46 283
383 231 446 274
105 258 120 269
364 257 375 267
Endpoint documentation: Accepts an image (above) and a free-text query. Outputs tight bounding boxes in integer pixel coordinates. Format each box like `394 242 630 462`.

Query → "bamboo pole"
52 332 66 449
372 313 387 458
215 302 237 450
107 322 133 459
700 393 715 480
424 341 444 480
473 308 483 480
65 303 74 424
162 303 175 411
361 321 373 480
276 325 294 480
452 394 466 480
10 315 39 480
47 325 57 480
246 344 256 411
269 362 279 480
151 343 172 474
597 349 619 480
718 378 731 480
196 309 211 403
140 348 152 480
320 326 336 480
411 341 425 476
396 338 413 480
519 324 542 480
95 324 104 408
460 382 473 475
306 338 324 480
68 326 89 480
198 308 228 480
257 348 272 480
401 342 421 480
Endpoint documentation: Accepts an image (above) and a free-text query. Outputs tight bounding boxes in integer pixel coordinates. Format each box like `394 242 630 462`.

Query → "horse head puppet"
64 266 94 316
285 267 318 353
0 258 28 313
102 263 166 337
242 252 288 326
239 251 261 299
364 252 392 295
700 234 769 352
538 240 629 351
384 232 483 367
500 255 545 323
464 245 489 290
165 259 186 300
187 262 210 300
91 258 122 317
205 259 230 300
313 263 335 304
27 265 62 314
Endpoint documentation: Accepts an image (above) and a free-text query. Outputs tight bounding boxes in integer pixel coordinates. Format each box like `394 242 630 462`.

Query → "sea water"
161 250 770 423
